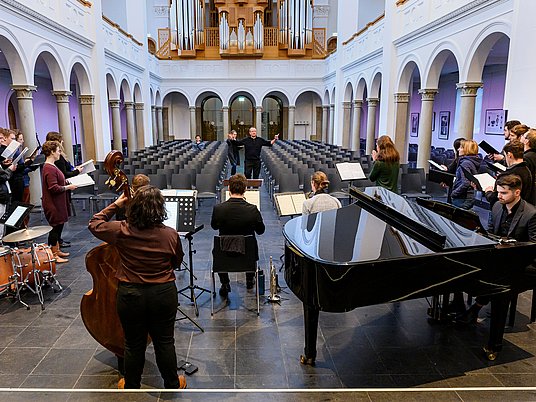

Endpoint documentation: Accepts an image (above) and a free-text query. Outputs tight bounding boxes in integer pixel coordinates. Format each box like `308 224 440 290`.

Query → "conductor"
238 127 278 179
211 173 265 296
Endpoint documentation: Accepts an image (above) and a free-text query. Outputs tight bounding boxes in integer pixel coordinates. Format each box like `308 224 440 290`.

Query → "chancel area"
1 0 536 401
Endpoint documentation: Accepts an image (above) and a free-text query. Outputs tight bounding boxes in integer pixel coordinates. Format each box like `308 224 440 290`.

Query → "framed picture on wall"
439 111 450 140
432 112 436 131
485 109 507 135
410 113 419 137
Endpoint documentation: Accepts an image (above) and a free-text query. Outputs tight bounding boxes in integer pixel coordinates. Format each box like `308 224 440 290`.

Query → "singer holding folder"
451 140 482 209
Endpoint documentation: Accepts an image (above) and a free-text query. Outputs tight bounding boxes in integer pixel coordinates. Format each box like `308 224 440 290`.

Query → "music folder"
479 140 501 155
273 192 306 217
335 162 366 181
428 169 455 187
0 202 34 228
461 167 495 192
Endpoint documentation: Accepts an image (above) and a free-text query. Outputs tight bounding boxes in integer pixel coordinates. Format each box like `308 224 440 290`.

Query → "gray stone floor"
0 186 536 401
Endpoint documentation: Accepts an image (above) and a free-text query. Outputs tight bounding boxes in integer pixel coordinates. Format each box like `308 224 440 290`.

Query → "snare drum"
13 245 56 287
0 246 14 293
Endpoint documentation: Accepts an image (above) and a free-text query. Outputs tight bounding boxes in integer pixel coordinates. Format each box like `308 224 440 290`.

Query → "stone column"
79 95 96 161
288 105 295 140
109 99 122 151
255 106 262 135
456 82 482 140
135 102 145 149
157 106 164 142
124 102 137 155
393 92 410 163
151 106 158 144
12 85 40 205
352 100 362 152
52 90 74 163
189 106 196 140
365 98 379 155
417 89 438 170
222 106 230 136
342 101 352 149
329 104 335 144
322 105 329 143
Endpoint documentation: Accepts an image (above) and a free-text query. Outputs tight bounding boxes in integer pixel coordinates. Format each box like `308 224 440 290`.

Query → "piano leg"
485 292 510 360
300 303 319 366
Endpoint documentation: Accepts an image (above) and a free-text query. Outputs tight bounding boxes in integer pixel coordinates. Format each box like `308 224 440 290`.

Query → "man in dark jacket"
226 130 241 175
210 173 265 296
238 127 278 179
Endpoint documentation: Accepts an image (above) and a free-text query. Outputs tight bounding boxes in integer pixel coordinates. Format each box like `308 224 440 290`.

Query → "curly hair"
42 140 60 157
126 185 167 230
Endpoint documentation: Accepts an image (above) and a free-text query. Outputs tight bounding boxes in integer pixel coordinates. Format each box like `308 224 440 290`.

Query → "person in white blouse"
302 171 342 215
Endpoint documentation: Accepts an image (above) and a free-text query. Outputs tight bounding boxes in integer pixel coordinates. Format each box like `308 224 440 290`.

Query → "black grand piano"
283 186 536 364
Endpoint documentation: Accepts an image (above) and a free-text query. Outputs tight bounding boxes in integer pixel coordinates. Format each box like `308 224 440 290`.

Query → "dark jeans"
48 224 64 246
116 281 179 389
244 160 261 180
218 272 255 285
230 163 237 176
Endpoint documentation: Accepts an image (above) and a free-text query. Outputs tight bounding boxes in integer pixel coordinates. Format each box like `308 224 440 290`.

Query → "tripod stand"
178 225 212 317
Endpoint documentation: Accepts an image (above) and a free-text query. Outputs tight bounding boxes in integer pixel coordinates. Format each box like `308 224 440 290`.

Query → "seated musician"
211 173 265 297
459 174 536 328
115 173 150 221
302 171 341 215
88 186 187 390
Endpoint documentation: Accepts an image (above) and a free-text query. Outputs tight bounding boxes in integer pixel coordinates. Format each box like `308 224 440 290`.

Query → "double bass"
80 151 133 361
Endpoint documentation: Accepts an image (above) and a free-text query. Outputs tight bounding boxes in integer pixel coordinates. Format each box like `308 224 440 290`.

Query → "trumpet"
267 256 281 303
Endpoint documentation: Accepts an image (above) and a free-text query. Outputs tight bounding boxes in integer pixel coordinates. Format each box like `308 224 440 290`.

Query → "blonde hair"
311 171 329 192
460 139 478 156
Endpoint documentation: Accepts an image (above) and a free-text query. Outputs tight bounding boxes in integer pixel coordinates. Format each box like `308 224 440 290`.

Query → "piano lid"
283 186 496 265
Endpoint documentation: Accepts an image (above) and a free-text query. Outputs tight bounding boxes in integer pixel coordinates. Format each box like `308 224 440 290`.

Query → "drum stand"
4 272 29 310
177 225 212 317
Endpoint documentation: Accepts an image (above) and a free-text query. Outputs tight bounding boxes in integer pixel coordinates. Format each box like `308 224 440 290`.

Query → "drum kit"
0 225 62 310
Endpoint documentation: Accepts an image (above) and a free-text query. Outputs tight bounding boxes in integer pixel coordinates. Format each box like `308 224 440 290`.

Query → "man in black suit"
211 173 265 297
460 174 536 319
239 127 278 179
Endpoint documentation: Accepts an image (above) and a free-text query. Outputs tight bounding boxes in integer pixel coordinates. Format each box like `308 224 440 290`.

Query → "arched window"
201 97 223 141
262 96 283 139
230 96 254 139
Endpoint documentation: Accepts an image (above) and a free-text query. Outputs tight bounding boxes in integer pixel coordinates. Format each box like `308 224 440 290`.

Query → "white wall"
358 0 385 30
102 0 127 27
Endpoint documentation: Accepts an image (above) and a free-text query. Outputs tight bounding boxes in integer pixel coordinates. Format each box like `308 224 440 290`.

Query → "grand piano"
283 186 536 364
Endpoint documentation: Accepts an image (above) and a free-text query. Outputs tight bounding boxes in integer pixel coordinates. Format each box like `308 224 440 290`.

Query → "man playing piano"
459 174 536 355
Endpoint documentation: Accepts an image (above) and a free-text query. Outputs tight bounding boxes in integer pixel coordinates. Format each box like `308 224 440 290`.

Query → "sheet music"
5 206 28 227
474 173 496 191
11 147 28 165
428 160 447 171
79 159 96 175
336 162 366 180
224 190 260 210
493 162 506 172
67 173 95 187
164 201 178 230
275 193 306 216
1 140 20 159
162 189 196 197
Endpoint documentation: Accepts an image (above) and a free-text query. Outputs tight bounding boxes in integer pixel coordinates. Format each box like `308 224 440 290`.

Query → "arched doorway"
261 96 282 139
201 96 223 141
230 95 254 139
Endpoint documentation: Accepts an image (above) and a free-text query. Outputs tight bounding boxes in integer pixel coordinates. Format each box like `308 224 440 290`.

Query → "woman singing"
88 185 186 390
369 135 400 193
41 141 77 263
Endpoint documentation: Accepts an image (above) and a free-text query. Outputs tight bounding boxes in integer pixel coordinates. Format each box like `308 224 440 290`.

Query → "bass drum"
13 245 56 287
0 246 14 293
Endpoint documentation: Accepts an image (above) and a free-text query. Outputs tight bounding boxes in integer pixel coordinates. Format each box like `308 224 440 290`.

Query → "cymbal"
2 226 53 243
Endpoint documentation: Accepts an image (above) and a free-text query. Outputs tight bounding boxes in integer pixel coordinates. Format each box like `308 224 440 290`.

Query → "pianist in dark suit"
211 173 265 297
459 175 536 351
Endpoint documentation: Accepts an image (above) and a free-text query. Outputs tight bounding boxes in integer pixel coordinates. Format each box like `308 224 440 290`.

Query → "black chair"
171 173 193 189
148 174 167 190
400 172 431 199
211 235 259 316
70 185 96 215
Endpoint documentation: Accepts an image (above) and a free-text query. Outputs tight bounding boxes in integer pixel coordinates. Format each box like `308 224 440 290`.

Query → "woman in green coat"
369 135 400 193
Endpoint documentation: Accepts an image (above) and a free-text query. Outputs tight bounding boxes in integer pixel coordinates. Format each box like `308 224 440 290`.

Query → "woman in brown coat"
41 141 77 262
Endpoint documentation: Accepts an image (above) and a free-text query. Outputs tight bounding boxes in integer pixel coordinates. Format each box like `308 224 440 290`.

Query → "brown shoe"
178 374 187 389
52 244 69 263
117 378 125 389
56 249 70 257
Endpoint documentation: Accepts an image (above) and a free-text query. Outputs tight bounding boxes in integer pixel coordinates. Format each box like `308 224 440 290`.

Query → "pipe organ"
165 0 325 59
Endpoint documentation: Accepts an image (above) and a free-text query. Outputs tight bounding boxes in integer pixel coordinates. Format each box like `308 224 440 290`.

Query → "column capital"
79 94 94 105
366 97 379 106
255 106 263 112
156 105 163 111
418 88 438 101
51 90 72 102
288 105 296 111
12 85 37 99
329 104 335 109
109 99 121 108
353 99 363 107
124 101 135 110
189 106 196 111
456 82 483 97
393 92 410 103
322 105 330 110
134 102 144 110
222 105 229 111
342 101 352 109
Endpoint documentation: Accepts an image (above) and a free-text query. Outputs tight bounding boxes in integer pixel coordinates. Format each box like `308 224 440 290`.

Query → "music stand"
273 192 305 218
428 168 455 203
1 202 33 231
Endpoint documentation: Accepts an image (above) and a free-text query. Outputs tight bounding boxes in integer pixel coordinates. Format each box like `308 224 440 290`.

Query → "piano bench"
507 288 536 327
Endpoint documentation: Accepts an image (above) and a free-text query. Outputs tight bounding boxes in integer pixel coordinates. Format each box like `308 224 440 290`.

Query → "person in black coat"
238 127 278 179
210 173 265 297
226 130 242 175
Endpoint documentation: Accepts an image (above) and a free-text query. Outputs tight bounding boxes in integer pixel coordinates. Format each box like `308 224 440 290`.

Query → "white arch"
0 27 30 85
343 81 354 102
150 88 154 105
396 55 423 93
463 21 511 83
68 56 92 94
105 71 119 100
369 71 382 99
355 76 368 100
155 91 162 106
422 41 462 88
133 83 143 103
119 77 133 102
292 87 323 105
323 89 330 105
227 91 256 107
161 89 192 105
31 45 68 90
260 89 291 107
330 87 336 104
